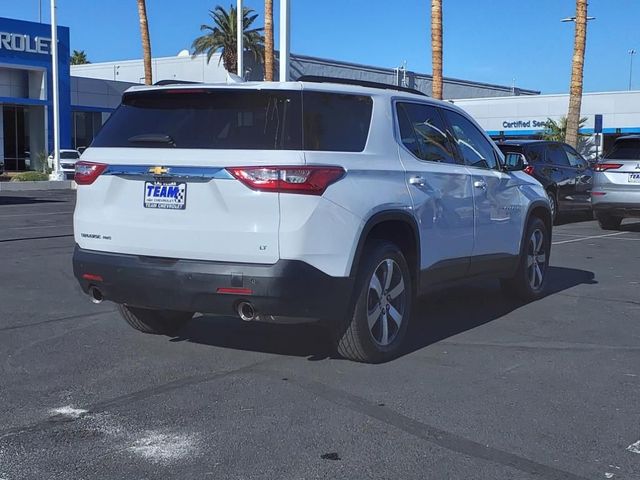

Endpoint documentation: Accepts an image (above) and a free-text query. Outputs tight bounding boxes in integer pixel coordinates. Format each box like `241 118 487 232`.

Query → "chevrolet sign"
0 32 51 55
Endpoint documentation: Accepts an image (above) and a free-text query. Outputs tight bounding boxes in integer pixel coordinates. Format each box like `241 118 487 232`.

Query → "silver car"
592 136 640 230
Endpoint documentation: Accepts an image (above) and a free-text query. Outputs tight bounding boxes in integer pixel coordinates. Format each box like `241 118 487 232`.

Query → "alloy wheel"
367 259 406 346
549 194 557 221
527 228 547 290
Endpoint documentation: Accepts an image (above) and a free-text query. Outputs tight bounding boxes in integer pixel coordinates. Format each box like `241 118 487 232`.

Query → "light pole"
628 49 636 91
236 0 243 78
279 0 290 81
49 0 63 181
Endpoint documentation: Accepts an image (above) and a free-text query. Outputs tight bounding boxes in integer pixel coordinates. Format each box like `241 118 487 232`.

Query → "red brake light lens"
75 161 108 185
594 163 623 172
227 166 345 195
523 165 535 175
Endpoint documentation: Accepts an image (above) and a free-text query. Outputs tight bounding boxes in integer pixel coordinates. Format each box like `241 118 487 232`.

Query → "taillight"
227 166 345 195
523 165 535 176
594 163 623 172
75 161 108 185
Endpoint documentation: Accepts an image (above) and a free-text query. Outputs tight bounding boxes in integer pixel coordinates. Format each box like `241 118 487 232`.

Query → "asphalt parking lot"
1 189 639 480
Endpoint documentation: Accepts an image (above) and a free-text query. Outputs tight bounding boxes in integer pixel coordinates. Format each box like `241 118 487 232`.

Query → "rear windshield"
91 89 373 152
605 139 640 160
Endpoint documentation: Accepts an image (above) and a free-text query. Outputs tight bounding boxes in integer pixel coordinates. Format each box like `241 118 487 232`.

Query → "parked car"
497 140 593 223
592 135 640 230
48 149 82 179
72 78 552 363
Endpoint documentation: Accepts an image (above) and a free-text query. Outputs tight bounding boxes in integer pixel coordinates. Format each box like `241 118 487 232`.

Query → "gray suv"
592 136 640 230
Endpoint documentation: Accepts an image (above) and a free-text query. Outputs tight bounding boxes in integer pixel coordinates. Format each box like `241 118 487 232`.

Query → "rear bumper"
592 202 640 218
73 246 354 321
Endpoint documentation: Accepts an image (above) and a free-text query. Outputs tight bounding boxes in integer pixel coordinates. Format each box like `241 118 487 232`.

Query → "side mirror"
504 152 527 171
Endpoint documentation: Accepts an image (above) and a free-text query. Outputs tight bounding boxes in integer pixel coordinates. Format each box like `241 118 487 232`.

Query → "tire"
117 304 193 336
334 240 413 363
596 213 622 231
547 190 559 225
500 217 550 302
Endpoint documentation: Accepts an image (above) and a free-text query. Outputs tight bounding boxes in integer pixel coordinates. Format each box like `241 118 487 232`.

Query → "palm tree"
192 4 264 75
431 0 443 99
542 116 587 142
137 0 153 85
565 0 588 148
70 50 90 65
264 0 274 80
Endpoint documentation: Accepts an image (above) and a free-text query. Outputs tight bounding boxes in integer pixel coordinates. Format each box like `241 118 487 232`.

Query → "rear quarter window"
302 92 373 152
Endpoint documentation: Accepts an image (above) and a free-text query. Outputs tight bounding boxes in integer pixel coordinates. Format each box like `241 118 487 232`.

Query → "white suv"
72 78 552 363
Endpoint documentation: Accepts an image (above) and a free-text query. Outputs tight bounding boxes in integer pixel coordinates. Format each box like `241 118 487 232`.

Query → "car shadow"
170 266 596 362
555 210 595 225
403 266 596 356
621 220 640 232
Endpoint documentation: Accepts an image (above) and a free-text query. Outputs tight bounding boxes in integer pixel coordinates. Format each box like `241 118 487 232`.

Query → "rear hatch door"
74 87 304 264
598 138 640 188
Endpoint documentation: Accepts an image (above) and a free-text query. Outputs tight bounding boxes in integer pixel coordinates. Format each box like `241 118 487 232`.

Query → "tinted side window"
396 105 421 158
303 92 372 152
547 144 570 167
397 103 456 164
525 144 547 164
563 145 587 168
442 109 498 169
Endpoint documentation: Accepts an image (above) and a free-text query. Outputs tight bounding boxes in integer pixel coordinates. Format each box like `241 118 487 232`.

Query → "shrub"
10 172 51 182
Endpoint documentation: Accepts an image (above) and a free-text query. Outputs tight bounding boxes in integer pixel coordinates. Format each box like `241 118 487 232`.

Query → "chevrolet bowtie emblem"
149 166 169 175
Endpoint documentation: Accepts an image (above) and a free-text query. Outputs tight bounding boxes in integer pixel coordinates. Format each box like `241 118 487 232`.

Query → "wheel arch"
349 210 420 292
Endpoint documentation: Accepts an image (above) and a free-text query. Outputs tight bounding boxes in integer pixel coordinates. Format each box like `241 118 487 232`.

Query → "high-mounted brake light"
594 163 623 172
75 161 108 185
523 165 535 176
227 166 345 195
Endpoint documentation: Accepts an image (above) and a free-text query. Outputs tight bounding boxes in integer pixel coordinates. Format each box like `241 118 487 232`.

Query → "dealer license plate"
144 181 186 209
629 173 640 183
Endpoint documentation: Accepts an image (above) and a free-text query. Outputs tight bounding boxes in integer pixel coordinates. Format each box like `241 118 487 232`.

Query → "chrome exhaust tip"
88 286 103 304
237 301 256 321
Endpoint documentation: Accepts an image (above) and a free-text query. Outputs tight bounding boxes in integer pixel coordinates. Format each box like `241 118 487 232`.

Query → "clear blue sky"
4 0 640 93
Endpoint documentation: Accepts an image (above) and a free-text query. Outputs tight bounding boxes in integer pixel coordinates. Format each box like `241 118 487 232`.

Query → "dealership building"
454 91 640 159
2 14 639 170
0 17 130 171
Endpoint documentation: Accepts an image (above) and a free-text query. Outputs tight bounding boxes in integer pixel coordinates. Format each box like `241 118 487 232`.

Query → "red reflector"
591 191 607 196
75 161 108 185
82 273 103 282
594 163 623 172
523 165 535 175
227 166 345 195
216 287 253 295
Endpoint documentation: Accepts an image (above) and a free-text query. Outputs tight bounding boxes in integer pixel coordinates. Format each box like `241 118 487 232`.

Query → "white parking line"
552 232 628 245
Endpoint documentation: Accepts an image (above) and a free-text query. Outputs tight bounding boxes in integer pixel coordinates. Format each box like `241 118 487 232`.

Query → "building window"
72 111 104 149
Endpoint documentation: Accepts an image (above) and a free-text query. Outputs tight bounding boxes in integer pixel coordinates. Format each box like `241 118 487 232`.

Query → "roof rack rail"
154 79 202 86
297 75 428 97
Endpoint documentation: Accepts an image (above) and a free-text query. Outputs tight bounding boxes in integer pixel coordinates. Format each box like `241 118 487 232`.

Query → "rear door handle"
409 176 425 186
473 180 487 190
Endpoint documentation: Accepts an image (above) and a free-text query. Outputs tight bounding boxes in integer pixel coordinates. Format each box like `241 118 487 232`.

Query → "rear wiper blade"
127 133 176 147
